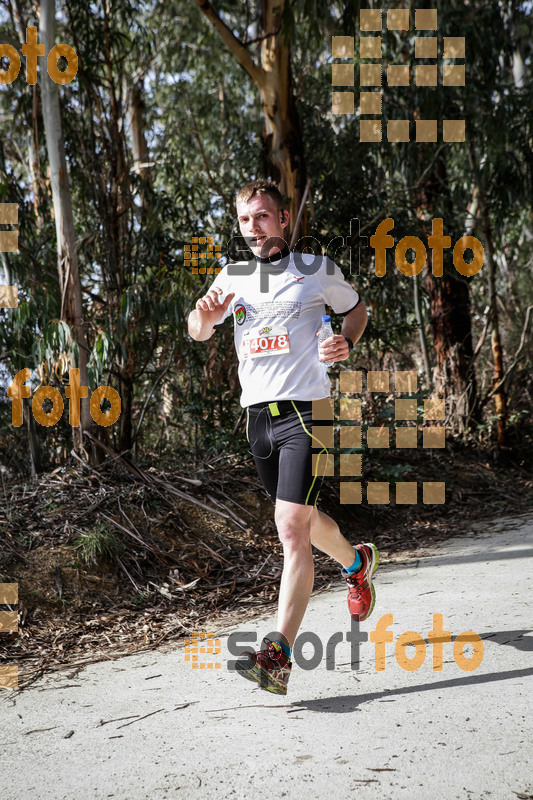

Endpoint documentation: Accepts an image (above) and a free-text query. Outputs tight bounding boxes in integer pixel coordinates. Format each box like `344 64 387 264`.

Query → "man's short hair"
235 179 287 214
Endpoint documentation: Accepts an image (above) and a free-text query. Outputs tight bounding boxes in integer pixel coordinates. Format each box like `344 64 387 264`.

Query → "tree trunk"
412 153 478 431
24 404 41 476
107 73 135 454
482 210 508 447
259 0 307 240
0 145 13 288
194 0 308 240
482 203 507 446
413 271 431 388
467 140 507 446
8 0 46 228
129 78 152 192
425 265 478 431
39 0 93 456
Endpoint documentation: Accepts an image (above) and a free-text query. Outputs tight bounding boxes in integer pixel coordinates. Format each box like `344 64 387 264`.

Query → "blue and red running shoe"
342 542 379 621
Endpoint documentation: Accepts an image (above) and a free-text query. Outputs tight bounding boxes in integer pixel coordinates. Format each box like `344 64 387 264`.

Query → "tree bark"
8 0 46 228
129 78 152 190
413 156 478 431
483 214 507 448
24 403 41 476
425 265 478 431
467 140 507 446
194 0 308 240
39 0 93 456
102 0 136 453
413 271 431 388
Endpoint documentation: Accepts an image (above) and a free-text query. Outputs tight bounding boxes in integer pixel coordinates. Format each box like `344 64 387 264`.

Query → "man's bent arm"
341 302 368 347
188 288 235 341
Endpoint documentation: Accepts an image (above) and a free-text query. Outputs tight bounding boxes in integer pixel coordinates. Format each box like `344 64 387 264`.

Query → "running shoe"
235 638 292 695
342 542 379 621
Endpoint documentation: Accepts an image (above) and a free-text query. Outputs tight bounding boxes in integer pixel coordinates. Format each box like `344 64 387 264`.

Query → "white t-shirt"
209 251 360 407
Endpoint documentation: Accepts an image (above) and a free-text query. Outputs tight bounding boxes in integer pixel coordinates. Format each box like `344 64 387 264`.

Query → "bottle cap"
321 314 331 322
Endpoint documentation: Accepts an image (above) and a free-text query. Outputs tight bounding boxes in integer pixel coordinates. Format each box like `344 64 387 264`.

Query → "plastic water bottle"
318 314 335 367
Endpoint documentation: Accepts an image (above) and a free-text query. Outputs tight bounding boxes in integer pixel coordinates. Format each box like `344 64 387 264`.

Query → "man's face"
236 193 289 259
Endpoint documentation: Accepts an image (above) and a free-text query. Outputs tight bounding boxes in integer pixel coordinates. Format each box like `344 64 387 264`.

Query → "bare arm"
341 302 368 347
188 287 235 341
317 302 368 363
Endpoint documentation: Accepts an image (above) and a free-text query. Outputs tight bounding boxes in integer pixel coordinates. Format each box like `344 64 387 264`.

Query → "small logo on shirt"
293 275 305 282
235 305 246 325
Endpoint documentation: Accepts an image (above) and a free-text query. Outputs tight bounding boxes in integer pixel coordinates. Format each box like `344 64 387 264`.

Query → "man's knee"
274 501 312 548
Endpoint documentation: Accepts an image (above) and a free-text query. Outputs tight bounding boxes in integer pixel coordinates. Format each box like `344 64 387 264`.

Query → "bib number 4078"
243 330 289 359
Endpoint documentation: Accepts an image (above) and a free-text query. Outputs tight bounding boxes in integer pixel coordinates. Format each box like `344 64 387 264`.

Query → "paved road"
1 514 532 800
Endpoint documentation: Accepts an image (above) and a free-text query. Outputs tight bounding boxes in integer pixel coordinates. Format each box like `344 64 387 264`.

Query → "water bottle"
318 314 335 367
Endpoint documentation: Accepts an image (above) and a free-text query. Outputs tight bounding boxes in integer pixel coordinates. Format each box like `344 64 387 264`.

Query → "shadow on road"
389 546 533 569
479 630 533 651
289 666 533 714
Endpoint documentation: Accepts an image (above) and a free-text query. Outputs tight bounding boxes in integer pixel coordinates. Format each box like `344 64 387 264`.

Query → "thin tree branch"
183 93 233 208
470 310 492 367
338 144 448 261
194 0 264 88
289 178 310 249
485 304 533 401
242 28 280 47
470 304 533 417
132 349 176 444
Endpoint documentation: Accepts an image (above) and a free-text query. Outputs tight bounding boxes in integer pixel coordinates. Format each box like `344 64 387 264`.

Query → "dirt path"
1 513 532 800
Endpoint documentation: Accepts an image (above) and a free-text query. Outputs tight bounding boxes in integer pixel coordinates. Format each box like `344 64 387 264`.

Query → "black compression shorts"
245 400 332 506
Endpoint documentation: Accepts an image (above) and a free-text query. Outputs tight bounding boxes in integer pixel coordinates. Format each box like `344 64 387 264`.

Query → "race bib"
241 326 290 359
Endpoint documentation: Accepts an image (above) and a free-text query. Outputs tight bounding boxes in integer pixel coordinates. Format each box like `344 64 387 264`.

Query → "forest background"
0 0 532 684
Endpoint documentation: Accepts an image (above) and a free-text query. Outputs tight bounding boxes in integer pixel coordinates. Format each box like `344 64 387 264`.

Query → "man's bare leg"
273 503 361 650
309 506 378 622
273 499 315 649
309 506 357 567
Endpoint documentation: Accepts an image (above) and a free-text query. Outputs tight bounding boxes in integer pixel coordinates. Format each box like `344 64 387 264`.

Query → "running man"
187 180 378 695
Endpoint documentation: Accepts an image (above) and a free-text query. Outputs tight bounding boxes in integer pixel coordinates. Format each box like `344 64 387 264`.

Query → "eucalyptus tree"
39 0 94 454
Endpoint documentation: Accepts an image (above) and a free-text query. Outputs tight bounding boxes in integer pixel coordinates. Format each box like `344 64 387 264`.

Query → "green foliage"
0 0 531 478
71 523 125 567
376 462 415 482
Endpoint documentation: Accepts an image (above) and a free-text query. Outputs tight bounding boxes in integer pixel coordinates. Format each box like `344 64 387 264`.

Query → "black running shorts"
245 400 332 506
